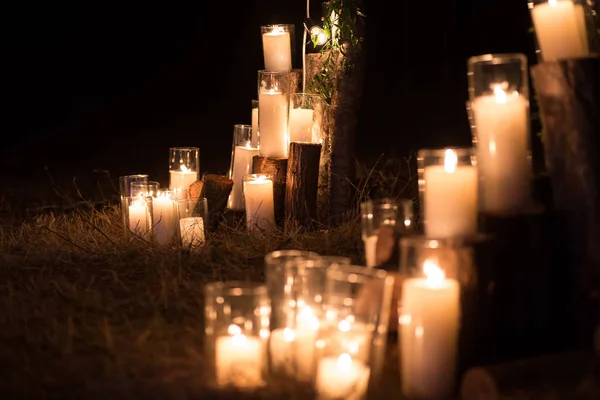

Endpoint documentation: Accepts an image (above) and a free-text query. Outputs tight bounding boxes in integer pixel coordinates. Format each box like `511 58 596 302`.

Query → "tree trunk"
289 69 303 95
200 174 233 232
285 142 321 229
252 156 288 227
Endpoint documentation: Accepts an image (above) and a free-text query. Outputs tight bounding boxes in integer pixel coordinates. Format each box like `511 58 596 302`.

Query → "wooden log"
530 58 600 346
252 156 287 227
460 351 594 400
199 174 233 232
284 142 321 229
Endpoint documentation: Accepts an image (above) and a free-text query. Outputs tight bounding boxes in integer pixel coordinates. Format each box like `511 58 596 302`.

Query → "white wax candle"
363 235 378 268
531 1 589 62
289 108 314 142
400 260 460 399
169 167 197 192
471 88 530 214
251 106 259 147
262 29 292 72
152 193 176 245
269 327 317 381
179 217 205 247
128 198 148 233
315 353 371 400
228 144 260 211
244 176 275 232
258 90 289 158
424 149 478 238
215 331 263 389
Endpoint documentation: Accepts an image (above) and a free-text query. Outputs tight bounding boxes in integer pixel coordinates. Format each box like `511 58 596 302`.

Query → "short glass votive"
398 236 467 400
169 147 199 191
528 0 598 62
150 189 177 246
228 124 260 211
251 99 259 147
243 174 276 232
261 24 295 72
360 198 414 268
119 174 149 235
289 93 325 143
204 281 270 390
257 71 292 158
124 195 152 237
175 196 208 248
315 265 395 400
467 53 531 216
417 147 478 239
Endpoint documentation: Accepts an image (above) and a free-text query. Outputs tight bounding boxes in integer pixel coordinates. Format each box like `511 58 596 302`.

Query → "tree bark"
252 156 288 227
285 142 321 229
289 69 303 95
199 174 233 232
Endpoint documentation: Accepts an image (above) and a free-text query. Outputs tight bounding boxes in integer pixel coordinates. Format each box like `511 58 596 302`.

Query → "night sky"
5 0 536 187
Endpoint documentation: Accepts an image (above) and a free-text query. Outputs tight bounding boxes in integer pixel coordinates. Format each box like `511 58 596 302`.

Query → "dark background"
5 0 537 188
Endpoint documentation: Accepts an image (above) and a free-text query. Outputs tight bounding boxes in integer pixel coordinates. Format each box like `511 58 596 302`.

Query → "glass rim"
243 173 273 182
417 146 475 158
120 174 148 180
261 23 294 29
318 255 352 263
467 53 527 67
169 147 199 152
360 198 399 213
328 264 389 281
264 250 321 265
204 281 267 297
400 233 487 248
257 69 293 77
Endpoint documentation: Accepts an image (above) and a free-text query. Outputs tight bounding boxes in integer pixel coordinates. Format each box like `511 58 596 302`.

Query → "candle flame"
228 324 242 336
548 0 557 6
338 319 351 332
245 141 252 149
283 327 295 342
423 259 445 286
493 84 508 104
180 165 189 172
336 353 352 371
255 175 268 183
444 149 458 173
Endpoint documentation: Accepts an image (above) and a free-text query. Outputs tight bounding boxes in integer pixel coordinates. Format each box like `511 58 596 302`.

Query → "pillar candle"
269 327 316 381
424 149 478 238
262 28 292 72
258 90 289 158
228 144 260 211
400 260 460 399
315 353 371 400
215 325 263 389
363 235 378 268
289 108 314 142
179 217 205 247
251 106 259 147
152 192 176 245
244 176 275 232
128 198 148 233
169 165 197 192
531 0 589 62
471 87 530 214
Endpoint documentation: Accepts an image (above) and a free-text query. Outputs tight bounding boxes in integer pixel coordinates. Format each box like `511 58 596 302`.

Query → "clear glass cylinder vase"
169 147 199 191
243 174 276 232
228 124 260 211
257 70 292 158
261 24 295 72
150 189 177 245
289 93 325 143
175 196 208 249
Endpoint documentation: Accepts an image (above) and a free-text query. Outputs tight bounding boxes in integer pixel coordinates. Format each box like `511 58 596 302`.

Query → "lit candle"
215 324 264 389
363 235 378 267
152 192 176 245
315 353 371 400
531 0 589 62
228 142 260 211
128 197 148 233
424 149 477 238
258 89 289 158
169 165 198 192
262 26 292 72
251 105 259 147
179 217 205 248
400 260 460 399
243 175 275 232
289 108 314 142
470 84 530 214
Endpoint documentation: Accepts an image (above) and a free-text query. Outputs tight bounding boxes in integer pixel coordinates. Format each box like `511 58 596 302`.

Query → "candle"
258 89 289 158
215 324 264 389
179 217 205 247
400 260 460 399
363 235 378 267
251 106 259 147
244 175 275 232
228 143 260 211
169 165 197 192
128 197 148 233
289 108 314 142
471 85 530 214
315 353 371 400
424 149 477 238
262 26 292 72
152 192 176 245
531 0 589 62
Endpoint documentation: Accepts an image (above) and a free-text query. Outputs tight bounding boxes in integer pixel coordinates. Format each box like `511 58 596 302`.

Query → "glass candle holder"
204 281 270 390
251 99 259 147
169 147 199 191
131 181 160 198
124 195 152 237
228 124 260 211
119 174 149 235
360 198 415 268
528 0 598 62
289 93 325 143
315 265 395 400
175 196 208 249
398 236 467 400
243 174 276 232
318 255 352 267
467 53 531 216
261 24 295 72
150 189 177 245
417 147 478 239
257 70 292 158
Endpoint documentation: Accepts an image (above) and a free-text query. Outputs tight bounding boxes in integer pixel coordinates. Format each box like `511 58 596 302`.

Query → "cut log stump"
200 174 233 232
252 156 288 227
285 142 321 229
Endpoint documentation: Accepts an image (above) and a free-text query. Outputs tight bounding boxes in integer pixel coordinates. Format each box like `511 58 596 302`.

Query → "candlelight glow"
548 0 557 6
336 353 352 371
493 84 508 104
444 149 458 173
180 165 190 172
423 259 445 286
